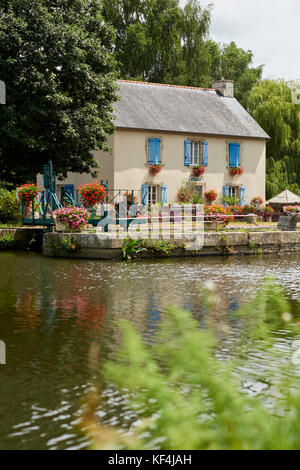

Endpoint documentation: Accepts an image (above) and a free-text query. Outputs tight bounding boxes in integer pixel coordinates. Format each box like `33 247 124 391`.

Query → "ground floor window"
229 186 238 198
148 185 158 205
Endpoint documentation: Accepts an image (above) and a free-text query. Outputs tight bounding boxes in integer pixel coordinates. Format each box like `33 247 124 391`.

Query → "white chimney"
212 80 234 98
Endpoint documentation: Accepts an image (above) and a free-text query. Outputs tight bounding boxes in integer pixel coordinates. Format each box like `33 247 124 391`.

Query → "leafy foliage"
248 80 300 199
83 278 300 450
102 1 262 102
0 0 118 184
0 188 20 223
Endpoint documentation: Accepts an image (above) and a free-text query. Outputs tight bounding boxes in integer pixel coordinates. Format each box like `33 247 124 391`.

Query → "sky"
181 0 300 81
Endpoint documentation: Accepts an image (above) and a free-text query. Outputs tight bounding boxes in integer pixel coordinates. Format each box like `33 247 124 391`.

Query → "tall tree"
102 0 212 85
248 80 300 198
0 0 118 184
210 41 263 107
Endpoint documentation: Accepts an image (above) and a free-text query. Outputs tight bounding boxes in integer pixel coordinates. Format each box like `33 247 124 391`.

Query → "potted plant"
78 181 107 208
263 205 274 222
205 190 218 204
52 207 90 232
149 164 162 176
192 166 205 178
229 167 244 176
204 204 234 230
17 183 40 216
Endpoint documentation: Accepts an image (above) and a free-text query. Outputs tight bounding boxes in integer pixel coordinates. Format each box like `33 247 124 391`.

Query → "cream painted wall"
114 129 266 204
39 129 266 205
37 136 115 198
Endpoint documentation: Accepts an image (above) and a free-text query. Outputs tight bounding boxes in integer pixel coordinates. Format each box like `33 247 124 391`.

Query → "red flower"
78 182 107 208
205 190 218 203
149 164 162 176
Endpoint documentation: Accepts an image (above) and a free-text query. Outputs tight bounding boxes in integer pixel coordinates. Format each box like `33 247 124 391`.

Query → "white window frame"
229 186 240 199
190 142 200 166
148 185 159 205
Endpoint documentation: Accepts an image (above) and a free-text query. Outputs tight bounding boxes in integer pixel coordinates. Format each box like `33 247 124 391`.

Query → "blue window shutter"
141 184 149 205
223 185 230 206
184 140 191 166
161 185 167 204
202 141 208 167
229 143 240 167
240 186 245 206
229 144 235 167
236 144 240 167
148 139 156 164
155 139 161 164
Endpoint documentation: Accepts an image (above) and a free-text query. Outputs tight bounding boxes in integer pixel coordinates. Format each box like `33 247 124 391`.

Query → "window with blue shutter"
202 141 208 167
141 184 149 205
148 138 161 164
184 140 191 166
229 143 240 167
161 185 167 205
223 185 230 206
240 186 245 206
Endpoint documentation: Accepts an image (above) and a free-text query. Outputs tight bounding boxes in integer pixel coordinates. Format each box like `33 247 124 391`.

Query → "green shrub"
0 188 20 223
177 180 201 203
82 278 300 450
0 232 17 250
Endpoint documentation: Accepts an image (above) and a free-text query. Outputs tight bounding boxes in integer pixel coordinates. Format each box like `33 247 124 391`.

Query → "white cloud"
181 0 300 80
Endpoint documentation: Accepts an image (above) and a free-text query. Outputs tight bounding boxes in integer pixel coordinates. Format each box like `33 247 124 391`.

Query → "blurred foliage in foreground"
82 278 300 450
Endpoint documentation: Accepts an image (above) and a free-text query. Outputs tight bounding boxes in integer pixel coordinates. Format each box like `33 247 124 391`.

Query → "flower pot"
246 214 257 224
55 221 68 232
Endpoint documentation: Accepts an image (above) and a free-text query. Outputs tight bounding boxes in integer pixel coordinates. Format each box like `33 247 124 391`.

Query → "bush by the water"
82 278 300 450
0 188 20 224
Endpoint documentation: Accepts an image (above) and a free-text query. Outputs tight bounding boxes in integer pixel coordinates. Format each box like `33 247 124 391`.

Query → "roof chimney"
212 80 234 98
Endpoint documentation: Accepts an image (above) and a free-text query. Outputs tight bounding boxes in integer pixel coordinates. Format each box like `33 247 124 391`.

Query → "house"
51 79 269 205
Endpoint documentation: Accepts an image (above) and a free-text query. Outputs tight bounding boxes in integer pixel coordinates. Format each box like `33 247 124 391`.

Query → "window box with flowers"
148 164 162 176
229 167 244 176
191 166 205 178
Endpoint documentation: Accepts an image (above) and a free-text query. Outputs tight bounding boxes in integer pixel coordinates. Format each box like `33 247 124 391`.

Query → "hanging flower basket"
52 207 90 232
205 190 218 204
149 164 162 176
78 181 107 208
192 166 205 178
229 167 244 176
17 183 39 206
17 183 40 215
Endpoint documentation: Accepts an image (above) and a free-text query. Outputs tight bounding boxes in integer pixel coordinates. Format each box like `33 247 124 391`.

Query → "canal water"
0 252 300 450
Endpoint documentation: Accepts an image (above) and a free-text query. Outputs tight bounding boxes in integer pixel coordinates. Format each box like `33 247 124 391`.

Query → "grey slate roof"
114 80 269 139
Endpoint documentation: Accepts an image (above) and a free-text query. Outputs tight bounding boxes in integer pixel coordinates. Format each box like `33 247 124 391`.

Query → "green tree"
248 80 300 198
0 0 118 184
169 0 212 87
102 0 183 83
102 0 212 85
211 41 263 107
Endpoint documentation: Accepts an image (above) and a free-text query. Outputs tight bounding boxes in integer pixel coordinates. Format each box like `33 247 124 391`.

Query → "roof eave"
116 125 270 140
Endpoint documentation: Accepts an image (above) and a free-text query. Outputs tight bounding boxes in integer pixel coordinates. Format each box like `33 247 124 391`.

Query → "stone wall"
0 228 44 251
43 231 300 259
